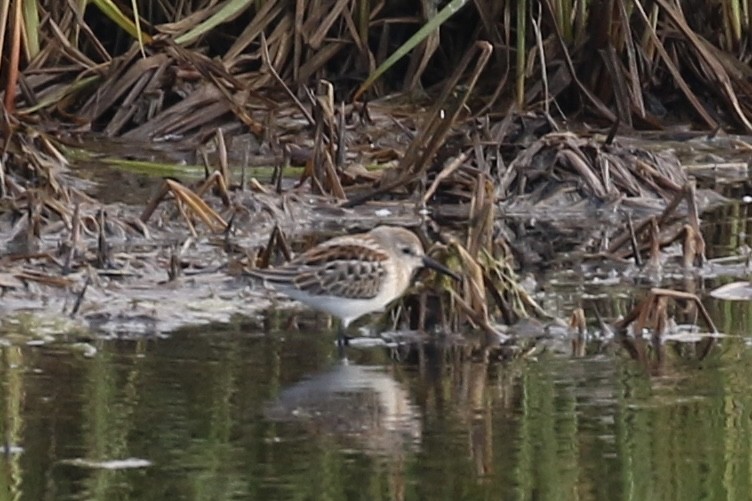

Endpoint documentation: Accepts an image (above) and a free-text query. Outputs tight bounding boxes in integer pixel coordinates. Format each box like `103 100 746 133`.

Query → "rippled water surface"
4 158 752 500
3 303 752 501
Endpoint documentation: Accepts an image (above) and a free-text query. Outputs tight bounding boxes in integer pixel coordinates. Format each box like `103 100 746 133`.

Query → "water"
4 149 752 500
2 303 752 500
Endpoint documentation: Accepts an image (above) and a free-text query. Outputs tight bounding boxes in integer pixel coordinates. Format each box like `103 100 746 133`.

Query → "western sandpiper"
248 226 458 344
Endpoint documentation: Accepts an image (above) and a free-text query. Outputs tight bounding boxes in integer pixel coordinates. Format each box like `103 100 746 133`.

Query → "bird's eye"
401 246 413 255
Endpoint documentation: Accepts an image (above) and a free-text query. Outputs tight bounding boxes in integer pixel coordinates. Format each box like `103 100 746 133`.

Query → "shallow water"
4 139 752 499
2 297 752 501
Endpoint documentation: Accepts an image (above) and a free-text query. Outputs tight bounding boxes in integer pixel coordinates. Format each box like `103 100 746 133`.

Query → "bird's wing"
250 243 389 300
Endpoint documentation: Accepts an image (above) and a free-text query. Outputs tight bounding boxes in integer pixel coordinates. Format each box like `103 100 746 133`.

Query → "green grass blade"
130 0 145 55
516 0 526 107
22 0 40 59
0 0 10 78
89 0 153 43
18 75 100 114
175 0 256 45
354 0 469 100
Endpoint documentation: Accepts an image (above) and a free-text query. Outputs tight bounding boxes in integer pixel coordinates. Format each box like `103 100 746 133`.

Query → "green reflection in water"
2 315 752 500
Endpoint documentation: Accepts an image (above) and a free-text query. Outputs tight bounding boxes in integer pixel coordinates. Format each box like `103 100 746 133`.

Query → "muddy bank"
1 118 746 348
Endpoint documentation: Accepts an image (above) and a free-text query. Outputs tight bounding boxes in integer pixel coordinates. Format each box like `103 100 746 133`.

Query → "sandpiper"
248 226 459 344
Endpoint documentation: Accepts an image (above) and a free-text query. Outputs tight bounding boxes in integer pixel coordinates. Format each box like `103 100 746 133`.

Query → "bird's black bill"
422 256 461 281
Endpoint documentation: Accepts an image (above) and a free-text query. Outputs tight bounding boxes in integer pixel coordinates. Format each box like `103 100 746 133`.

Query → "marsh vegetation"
2 1 752 498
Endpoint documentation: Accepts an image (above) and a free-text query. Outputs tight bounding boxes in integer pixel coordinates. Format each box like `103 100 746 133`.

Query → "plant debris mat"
0 104 738 338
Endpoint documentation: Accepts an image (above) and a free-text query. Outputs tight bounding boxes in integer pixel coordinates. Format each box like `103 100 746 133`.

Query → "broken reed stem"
343 41 493 208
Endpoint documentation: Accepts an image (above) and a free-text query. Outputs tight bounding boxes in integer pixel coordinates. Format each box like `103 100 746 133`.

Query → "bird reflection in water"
264 363 421 456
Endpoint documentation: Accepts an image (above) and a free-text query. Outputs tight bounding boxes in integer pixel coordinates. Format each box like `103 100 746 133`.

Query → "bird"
247 225 459 346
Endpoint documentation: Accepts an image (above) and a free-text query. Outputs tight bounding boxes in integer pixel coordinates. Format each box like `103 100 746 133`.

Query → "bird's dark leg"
336 321 349 358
